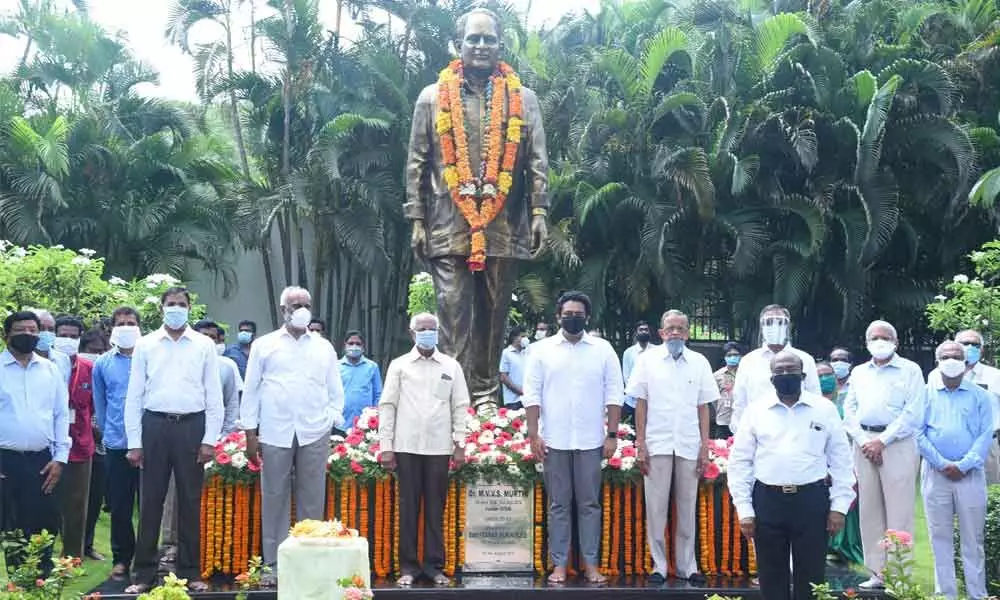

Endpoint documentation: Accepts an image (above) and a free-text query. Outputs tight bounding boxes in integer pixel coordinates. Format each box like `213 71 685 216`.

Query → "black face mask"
560 316 587 335
771 373 803 397
636 332 651 343
7 333 39 354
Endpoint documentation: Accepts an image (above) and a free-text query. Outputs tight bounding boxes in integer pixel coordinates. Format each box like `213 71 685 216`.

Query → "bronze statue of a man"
405 8 549 406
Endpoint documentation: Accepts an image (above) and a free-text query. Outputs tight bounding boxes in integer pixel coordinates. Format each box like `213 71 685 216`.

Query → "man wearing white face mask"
927 330 1000 484
730 304 820 432
843 320 924 589
240 286 346 584
379 312 470 586
124 287 223 594
93 307 142 579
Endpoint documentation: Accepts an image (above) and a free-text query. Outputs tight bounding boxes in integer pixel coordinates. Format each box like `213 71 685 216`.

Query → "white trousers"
985 439 1000 485
855 435 918 575
921 462 988 600
644 454 699 578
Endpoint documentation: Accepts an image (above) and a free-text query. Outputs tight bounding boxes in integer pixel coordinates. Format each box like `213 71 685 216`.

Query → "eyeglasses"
961 342 982 348
761 317 789 327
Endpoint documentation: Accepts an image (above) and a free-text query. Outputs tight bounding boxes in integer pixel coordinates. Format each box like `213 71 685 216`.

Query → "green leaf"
970 167 1000 207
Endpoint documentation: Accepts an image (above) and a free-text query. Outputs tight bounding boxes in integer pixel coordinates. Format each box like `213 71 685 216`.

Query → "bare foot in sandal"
188 581 210 592
547 567 567 584
397 574 415 587
124 583 150 594
584 565 607 585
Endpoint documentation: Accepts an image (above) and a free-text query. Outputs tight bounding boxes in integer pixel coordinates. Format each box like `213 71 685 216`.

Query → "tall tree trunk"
282 0 296 287
261 235 279 328
249 0 258 73
225 7 252 179
334 0 344 49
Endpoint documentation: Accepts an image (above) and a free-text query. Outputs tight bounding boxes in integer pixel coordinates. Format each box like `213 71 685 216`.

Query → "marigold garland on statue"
437 59 523 271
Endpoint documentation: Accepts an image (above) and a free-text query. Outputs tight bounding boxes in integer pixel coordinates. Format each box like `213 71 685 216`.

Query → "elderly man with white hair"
917 340 994 600
379 312 470 586
31 309 72 382
927 330 1000 483
240 286 346 583
843 319 925 589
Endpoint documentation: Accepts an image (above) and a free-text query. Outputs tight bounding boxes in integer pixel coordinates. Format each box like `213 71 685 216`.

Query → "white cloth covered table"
277 536 371 599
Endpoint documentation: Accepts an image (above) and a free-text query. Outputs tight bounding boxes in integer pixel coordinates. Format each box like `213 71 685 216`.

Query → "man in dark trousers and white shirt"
123 287 223 594
728 350 855 600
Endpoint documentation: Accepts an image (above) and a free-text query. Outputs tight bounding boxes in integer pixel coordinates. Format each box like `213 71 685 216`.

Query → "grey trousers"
261 436 329 566
644 454 699 578
543 447 603 567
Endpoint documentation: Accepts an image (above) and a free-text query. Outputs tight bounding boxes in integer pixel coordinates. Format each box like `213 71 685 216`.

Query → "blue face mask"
37 331 55 352
162 306 189 330
237 331 253 345
666 338 685 356
345 345 363 359
725 355 740 367
964 344 982 365
415 330 438 350
831 361 851 380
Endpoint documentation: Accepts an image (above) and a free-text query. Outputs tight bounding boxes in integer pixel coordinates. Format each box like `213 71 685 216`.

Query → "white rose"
477 430 495 445
366 430 377 441
507 464 521 476
224 442 238 453
231 453 248 469
601 459 608 469
535 463 544 473
204 461 214 470
954 274 970 283
466 418 481 433
513 432 525 442
621 457 635 471
495 417 510 428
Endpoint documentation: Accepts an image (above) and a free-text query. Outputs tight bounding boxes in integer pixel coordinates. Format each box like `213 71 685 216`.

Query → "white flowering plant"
204 431 261 484
927 240 1000 348
453 406 540 488
601 422 643 484
328 407 387 484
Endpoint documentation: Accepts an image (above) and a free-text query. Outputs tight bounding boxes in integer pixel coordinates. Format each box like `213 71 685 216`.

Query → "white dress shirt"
843 353 924 446
0 351 71 462
625 345 719 459
240 327 345 448
522 331 624 451
379 348 470 455
124 326 225 449
728 390 855 520
730 344 819 432
219 355 244 434
927 362 1000 431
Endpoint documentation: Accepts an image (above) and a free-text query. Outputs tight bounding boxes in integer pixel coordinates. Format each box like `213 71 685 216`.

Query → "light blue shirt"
843 353 925 446
917 379 994 473
622 343 651 408
339 356 382 430
499 345 526 405
92 348 133 450
0 350 71 462
39 349 71 384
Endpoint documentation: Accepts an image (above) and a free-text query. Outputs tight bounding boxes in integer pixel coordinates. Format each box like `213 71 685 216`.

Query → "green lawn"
911 494 936 592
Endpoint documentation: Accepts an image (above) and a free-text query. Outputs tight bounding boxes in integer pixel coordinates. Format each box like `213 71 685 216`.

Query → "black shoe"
647 573 666 586
687 572 707 585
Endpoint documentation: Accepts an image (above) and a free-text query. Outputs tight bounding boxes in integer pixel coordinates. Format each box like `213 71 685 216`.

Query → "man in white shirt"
241 286 345 582
523 291 624 585
729 351 855 600
843 320 924 589
621 321 653 421
927 330 1000 484
123 287 224 594
32 308 72 383
379 312 469 587
627 310 718 585
499 327 528 410
193 320 244 434
730 304 820 432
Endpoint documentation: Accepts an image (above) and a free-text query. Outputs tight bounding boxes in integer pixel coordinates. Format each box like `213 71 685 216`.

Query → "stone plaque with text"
463 482 534 573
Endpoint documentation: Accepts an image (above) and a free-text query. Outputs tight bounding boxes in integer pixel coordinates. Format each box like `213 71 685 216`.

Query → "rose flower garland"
436 59 523 271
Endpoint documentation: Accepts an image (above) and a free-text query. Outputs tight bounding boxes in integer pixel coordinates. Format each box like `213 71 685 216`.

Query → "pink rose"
496 454 507 464
216 452 232 465
334 444 348 455
478 444 491 453
248 460 261 473
703 462 721 480
368 416 379 430
498 407 509 418
344 587 365 600
608 457 622 469
621 446 637 458
511 418 523 430
482 422 496 431
350 461 364 474
467 407 477 416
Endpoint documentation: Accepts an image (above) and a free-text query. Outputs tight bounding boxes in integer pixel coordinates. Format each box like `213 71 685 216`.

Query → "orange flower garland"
252 482 262 557
698 485 710 573
214 476 224 571
624 485 633 576
200 478 209 576
340 480 349 524
601 482 611 573
733 500 743 576
534 484 544 575
436 59 524 271
326 480 335 520
359 484 369 540
393 481 400 575
458 484 466 569
722 486 731 576
373 480 387 577
633 481 644 576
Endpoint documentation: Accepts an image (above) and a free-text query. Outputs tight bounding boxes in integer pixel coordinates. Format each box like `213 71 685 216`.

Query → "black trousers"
84 452 107 554
106 449 139 567
0 449 60 575
753 481 829 600
396 453 450 578
133 411 205 584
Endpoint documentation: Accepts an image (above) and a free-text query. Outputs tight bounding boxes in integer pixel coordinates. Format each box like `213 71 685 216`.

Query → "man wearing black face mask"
621 321 652 421
728 351 854 600
0 311 71 576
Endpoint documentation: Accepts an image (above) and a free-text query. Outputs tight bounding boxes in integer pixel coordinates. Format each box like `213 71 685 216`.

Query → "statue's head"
456 8 502 75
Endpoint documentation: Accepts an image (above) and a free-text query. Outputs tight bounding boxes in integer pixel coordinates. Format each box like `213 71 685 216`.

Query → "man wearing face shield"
842 320 924 589
926 330 1000 484
0 311 70 576
240 286 346 584
730 305 820 432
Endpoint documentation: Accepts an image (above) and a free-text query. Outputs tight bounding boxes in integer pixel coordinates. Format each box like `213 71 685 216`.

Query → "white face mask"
78 353 100 363
534 330 546 341
215 343 225 356
761 322 788 346
520 336 530 349
939 358 967 379
287 307 311 329
110 325 141 349
53 336 80 357
867 339 896 361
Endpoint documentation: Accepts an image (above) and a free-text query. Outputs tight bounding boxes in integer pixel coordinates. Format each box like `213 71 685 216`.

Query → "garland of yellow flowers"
633 480 644 576
733 495 743 576
325 479 335 520
722 486 731 575
624 485 633 576
534 484 545 575
393 480 400 575
444 482 456 576
458 485 466 569
252 482 262 557
698 484 710 573
214 476 224 571
436 59 523 271
601 482 611 574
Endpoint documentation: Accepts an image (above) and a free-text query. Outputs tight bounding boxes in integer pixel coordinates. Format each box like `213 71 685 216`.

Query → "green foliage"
926 241 1000 344
0 242 206 332
881 529 924 600
406 272 437 318
136 573 192 600
0 531 87 599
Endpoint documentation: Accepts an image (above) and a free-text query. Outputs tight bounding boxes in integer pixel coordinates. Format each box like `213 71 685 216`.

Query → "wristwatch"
606 431 618 439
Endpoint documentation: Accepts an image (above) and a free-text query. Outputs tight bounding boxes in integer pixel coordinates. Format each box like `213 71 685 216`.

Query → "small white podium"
277 536 371 599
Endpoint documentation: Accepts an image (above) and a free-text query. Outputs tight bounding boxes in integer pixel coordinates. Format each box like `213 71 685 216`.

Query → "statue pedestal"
463 481 534 573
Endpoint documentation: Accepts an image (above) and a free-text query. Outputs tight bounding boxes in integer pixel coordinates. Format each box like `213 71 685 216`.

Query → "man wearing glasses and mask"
730 305 820 433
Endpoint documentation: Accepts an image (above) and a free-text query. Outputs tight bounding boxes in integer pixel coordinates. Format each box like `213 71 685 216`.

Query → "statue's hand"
411 219 428 260
530 215 547 256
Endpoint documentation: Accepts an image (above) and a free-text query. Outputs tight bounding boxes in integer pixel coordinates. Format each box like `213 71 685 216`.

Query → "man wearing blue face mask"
31 309 72 384
713 342 742 439
379 312 470 586
338 330 382 434
829 347 853 395
927 330 1000 485
224 320 257 379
